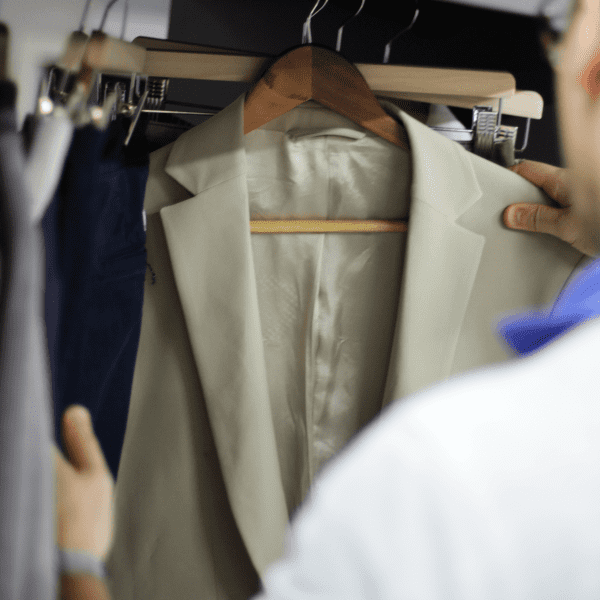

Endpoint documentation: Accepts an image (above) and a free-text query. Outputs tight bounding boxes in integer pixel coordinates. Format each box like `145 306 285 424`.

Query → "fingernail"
69 406 90 425
508 206 525 227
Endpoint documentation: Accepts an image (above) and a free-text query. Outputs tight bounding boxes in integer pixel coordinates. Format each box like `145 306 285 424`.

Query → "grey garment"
0 103 58 599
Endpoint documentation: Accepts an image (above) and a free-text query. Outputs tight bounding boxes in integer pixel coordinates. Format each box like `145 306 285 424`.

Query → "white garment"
254 314 600 600
24 110 73 222
427 103 467 129
0 103 68 600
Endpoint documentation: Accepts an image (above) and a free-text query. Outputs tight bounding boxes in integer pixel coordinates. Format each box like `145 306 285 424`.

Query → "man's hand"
504 159 599 257
53 405 115 562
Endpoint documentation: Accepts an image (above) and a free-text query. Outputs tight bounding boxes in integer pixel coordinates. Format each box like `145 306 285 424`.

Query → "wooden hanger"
72 31 146 96
135 36 517 97
244 42 412 234
131 37 543 120
244 43 410 149
61 33 542 119
56 31 90 72
56 32 546 119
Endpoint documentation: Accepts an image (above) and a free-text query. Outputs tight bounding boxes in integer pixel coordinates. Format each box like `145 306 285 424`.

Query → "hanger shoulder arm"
499 90 544 119
83 32 146 75
56 31 89 72
141 50 518 111
135 40 534 119
142 50 265 82
380 89 543 120
360 64 516 100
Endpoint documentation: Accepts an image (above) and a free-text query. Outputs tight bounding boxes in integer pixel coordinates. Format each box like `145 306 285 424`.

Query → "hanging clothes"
105 92 586 600
252 254 600 600
0 80 62 600
138 99 514 166
43 115 149 480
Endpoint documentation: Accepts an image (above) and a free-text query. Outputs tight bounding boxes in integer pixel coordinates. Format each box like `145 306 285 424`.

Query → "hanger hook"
383 0 420 64
336 0 366 53
78 0 93 32
98 0 129 38
302 0 330 45
120 0 129 39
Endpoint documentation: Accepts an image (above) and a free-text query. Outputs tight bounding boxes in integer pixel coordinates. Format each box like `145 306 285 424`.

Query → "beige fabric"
246 101 412 510
105 93 586 600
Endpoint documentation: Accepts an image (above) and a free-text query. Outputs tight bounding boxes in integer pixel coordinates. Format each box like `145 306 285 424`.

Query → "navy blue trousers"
43 117 149 480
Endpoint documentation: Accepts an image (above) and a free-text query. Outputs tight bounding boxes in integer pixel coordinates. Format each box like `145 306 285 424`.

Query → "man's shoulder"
316 315 600 505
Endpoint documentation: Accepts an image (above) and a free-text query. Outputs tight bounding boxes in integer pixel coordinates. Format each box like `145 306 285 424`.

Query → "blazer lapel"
378 99 486 407
158 93 289 575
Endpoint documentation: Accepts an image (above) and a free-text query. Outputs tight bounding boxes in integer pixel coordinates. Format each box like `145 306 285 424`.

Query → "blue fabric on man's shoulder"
496 254 600 357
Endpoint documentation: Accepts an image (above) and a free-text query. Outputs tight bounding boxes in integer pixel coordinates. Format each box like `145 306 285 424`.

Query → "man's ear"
577 50 600 101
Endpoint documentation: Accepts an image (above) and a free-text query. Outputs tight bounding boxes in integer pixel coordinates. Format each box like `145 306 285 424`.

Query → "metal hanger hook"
302 0 330 44
78 0 93 32
120 0 129 40
98 0 130 39
336 0 366 53
383 0 420 64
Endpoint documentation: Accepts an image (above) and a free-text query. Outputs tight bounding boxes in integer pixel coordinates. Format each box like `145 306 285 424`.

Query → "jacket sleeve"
60 574 111 600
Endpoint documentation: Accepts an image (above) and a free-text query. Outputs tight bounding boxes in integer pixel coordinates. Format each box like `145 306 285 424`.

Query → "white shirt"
253 314 600 599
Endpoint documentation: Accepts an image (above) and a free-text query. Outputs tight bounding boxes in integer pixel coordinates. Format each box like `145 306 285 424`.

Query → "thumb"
61 405 106 474
503 203 567 238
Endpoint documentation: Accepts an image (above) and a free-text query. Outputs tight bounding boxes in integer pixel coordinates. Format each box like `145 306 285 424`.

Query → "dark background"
165 0 563 166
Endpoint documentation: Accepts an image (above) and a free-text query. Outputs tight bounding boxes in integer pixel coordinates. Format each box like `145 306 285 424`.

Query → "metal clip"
472 106 498 159
514 117 531 153
124 88 149 145
470 99 529 162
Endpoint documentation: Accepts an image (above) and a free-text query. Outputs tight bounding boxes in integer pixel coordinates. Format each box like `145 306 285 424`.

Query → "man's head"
543 0 600 251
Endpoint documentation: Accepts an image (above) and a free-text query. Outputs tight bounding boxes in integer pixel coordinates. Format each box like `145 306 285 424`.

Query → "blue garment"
497 254 600 356
43 117 149 480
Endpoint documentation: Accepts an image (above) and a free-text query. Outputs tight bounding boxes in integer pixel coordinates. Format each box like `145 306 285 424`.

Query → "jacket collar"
164 92 482 222
164 93 246 199
163 91 600 360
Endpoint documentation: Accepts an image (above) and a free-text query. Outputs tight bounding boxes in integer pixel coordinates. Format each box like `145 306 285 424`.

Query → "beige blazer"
105 93 587 600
